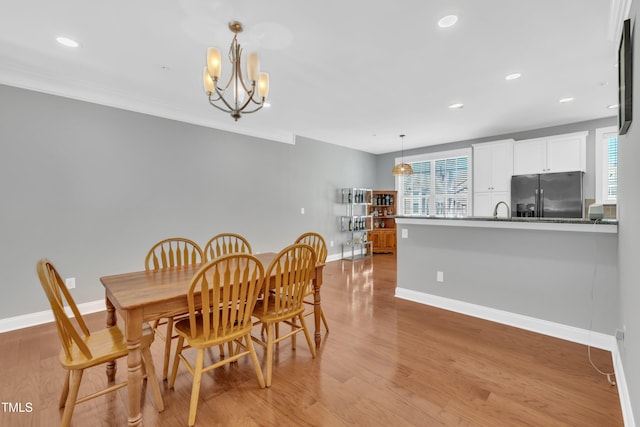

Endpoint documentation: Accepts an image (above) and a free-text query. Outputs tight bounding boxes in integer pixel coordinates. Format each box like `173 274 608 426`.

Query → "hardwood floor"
0 254 623 426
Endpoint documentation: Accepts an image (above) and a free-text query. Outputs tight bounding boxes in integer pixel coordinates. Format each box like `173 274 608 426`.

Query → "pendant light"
392 134 413 176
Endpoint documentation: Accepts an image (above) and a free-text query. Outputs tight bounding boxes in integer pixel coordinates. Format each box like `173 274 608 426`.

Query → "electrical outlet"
615 328 625 341
300 207 305 214
329 240 334 247
65 277 76 289
401 228 408 238
436 271 444 282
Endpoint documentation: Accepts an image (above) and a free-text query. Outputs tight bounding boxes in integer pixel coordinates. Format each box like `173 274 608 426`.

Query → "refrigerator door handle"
534 189 539 217
540 188 544 217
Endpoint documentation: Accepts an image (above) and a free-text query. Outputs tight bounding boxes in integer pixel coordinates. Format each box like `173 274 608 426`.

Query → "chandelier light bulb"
247 52 260 82
206 48 222 79
202 67 214 94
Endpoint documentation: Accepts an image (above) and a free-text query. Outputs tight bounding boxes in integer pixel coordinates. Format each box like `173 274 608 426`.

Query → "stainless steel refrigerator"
511 171 584 218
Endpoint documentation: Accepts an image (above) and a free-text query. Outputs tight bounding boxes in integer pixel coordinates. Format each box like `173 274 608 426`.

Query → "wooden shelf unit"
368 190 397 254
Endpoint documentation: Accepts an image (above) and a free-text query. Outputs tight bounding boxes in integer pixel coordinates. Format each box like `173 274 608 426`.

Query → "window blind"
400 153 469 217
607 136 618 200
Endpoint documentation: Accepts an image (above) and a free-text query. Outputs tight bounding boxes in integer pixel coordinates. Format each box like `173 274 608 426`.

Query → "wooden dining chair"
203 233 253 356
37 259 164 427
145 237 204 380
294 232 329 332
203 233 252 261
251 243 317 387
168 253 266 426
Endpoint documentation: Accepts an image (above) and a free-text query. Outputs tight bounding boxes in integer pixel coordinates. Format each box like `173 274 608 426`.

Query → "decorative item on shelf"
339 188 373 260
202 21 270 121
392 134 413 176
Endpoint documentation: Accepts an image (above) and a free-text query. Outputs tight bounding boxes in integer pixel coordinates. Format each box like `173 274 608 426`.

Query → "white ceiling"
0 0 626 154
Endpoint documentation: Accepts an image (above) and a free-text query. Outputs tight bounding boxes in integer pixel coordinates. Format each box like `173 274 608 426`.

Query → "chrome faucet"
493 201 512 219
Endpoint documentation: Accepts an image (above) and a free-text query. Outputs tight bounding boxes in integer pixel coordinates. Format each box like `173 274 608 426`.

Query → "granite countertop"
394 216 618 233
394 216 617 225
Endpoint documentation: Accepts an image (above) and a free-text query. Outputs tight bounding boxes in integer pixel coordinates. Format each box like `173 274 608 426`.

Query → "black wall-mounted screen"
619 19 633 135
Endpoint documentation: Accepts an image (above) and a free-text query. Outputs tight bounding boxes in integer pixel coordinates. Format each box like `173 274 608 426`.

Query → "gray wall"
397 223 618 334
617 4 640 424
375 117 617 197
0 84 376 319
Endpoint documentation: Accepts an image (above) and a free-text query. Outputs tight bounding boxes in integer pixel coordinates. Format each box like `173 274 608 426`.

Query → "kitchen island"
395 216 618 349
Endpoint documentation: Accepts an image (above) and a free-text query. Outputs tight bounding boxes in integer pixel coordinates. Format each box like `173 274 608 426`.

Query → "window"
595 126 618 204
396 148 471 217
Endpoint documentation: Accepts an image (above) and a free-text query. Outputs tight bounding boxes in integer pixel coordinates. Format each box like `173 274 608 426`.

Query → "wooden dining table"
100 252 324 427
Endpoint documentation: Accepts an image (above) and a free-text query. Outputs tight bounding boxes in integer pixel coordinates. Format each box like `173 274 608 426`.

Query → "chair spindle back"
259 243 316 320
294 232 328 263
36 259 92 361
186 253 264 341
145 238 203 270
204 233 252 261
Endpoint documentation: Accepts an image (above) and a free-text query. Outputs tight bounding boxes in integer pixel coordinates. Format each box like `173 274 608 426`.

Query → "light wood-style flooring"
0 254 623 426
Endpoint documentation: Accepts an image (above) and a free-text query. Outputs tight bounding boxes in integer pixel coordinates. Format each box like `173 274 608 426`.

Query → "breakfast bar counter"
395 216 618 233
394 215 619 346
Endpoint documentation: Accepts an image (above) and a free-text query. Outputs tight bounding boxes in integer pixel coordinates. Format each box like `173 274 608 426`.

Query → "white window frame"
395 147 472 216
595 126 618 205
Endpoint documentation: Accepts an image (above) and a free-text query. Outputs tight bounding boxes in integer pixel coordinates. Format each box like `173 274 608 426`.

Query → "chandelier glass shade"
203 21 270 121
392 134 413 176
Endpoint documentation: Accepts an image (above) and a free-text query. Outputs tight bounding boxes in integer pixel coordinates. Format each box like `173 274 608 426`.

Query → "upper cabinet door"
473 140 513 192
513 138 547 175
546 135 586 173
473 144 493 192
513 132 586 175
490 141 513 192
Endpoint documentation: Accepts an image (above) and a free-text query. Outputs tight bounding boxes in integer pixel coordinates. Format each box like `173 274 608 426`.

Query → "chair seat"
252 295 305 322
174 314 253 348
60 323 155 370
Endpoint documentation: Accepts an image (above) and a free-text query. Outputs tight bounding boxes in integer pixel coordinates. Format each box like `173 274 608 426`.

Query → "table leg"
105 297 117 383
126 309 144 427
313 265 324 348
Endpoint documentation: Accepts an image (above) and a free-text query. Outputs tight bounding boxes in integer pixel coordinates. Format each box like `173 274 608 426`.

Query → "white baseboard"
395 287 635 427
395 287 616 350
0 299 105 333
327 253 343 262
612 344 637 427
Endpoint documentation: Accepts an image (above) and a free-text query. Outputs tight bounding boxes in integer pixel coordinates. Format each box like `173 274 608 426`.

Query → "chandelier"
202 21 270 121
392 134 414 176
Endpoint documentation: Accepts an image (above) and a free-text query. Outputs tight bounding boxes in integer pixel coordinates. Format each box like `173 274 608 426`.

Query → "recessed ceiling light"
559 97 574 103
448 103 464 109
438 15 458 28
607 104 619 109
505 73 522 80
56 36 79 48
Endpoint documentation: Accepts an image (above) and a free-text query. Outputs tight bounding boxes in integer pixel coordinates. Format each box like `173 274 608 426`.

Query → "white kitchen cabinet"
472 140 513 216
513 132 586 175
